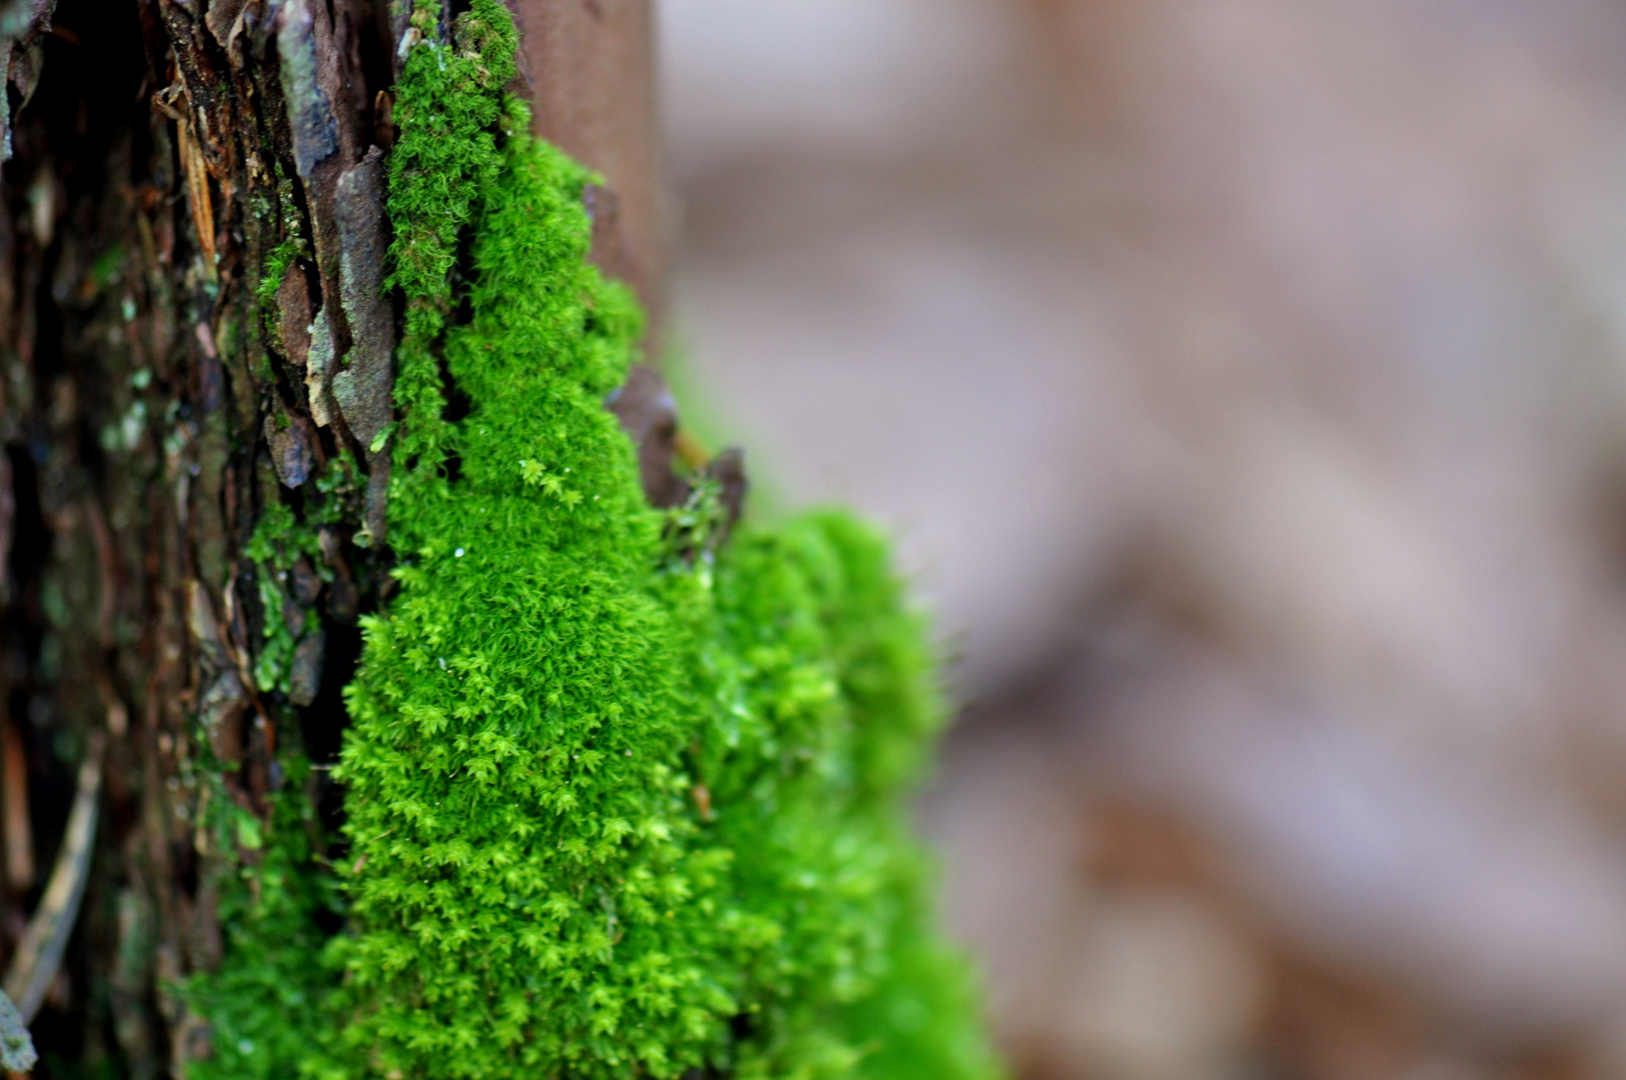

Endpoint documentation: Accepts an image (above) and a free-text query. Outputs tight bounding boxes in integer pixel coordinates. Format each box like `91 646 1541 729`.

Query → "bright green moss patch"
186 2 999 1077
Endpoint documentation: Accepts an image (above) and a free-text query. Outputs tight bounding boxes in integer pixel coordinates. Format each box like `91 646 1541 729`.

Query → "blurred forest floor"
660 3 1626 1080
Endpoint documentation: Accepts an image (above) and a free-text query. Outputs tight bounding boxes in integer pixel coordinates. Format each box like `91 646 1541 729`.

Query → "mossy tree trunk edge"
0 0 661 1074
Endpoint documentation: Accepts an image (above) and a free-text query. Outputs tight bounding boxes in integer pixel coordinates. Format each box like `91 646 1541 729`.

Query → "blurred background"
657 3 1626 1080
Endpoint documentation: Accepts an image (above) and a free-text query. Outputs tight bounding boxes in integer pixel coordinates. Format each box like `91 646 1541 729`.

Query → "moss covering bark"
184 3 1000 1078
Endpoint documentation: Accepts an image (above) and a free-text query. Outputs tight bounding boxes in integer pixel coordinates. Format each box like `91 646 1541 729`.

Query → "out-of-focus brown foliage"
662 1 1626 1079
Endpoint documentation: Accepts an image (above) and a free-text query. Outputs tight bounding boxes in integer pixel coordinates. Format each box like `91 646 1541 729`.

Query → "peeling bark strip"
330 145 393 455
275 0 338 178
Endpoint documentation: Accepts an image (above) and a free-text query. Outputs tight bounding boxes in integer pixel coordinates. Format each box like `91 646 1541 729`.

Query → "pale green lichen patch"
0 986 36 1073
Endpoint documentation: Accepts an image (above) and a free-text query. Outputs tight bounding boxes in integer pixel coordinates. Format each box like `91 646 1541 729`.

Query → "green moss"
257 236 302 308
257 232 306 356
241 482 337 695
185 2 999 1077
181 755 343 1080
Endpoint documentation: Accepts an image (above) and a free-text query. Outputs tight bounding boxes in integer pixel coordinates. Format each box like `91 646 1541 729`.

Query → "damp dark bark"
0 0 664 1075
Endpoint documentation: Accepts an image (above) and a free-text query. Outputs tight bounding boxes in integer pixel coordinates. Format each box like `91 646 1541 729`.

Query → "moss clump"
186 2 999 1077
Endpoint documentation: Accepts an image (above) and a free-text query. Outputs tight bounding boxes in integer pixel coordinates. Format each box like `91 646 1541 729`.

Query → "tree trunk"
512 0 662 325
0 0 658 1074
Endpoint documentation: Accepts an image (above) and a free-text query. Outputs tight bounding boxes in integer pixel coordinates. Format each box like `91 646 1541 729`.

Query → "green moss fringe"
184 4 1000 1078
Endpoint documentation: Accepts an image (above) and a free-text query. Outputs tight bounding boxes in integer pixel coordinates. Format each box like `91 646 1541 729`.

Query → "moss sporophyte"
183 2 1002 1077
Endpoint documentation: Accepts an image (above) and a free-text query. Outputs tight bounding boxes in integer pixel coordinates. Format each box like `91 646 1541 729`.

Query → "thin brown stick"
3 731 103 1022
175 119 216 284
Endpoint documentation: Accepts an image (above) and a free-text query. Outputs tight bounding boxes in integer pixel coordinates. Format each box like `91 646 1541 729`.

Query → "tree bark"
0 0 660 1075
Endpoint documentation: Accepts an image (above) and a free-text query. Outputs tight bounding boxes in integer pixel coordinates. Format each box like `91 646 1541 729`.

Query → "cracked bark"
0 0 665 1076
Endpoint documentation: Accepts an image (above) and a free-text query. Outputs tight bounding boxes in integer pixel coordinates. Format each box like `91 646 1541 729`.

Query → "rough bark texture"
0 0 660 1075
